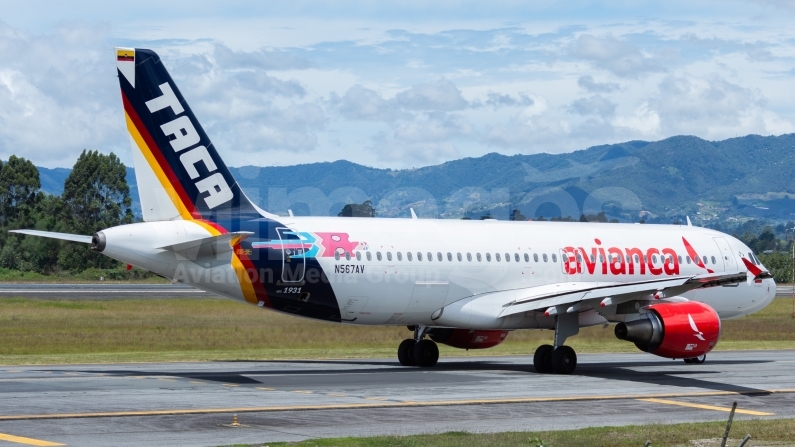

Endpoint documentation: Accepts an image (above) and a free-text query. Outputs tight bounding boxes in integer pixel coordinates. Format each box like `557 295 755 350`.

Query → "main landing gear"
684 354 706 364
533 312 580 375
398 325 439 367
533 344 577 374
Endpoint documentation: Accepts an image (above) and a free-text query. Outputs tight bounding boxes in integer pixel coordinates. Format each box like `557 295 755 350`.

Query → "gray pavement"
0 351 793 446
0 283 214 299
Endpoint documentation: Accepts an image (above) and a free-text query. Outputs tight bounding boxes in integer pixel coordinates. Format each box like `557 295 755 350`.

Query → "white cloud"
612 102 661 136
568 95 617 116
568 34 666 78
371 137 460 164
211 44 313 71
577 75 619 93
392 112 473 142
483 92 535 108
369 112 472 164
395 80 469 111
1 4 795 170
336 85 404 121
0 22 122 168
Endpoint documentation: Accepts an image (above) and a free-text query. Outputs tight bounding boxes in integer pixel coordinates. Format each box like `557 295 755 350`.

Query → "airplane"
12 48 777 374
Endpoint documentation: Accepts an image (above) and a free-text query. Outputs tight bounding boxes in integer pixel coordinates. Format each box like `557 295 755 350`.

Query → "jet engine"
429 329 509 349
614 301 720 358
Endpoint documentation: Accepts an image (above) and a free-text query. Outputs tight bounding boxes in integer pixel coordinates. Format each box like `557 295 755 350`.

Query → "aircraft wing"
9 229 93 244
493 270 748 318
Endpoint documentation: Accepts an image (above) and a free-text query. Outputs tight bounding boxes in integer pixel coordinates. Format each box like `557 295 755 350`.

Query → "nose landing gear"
397 325 439 367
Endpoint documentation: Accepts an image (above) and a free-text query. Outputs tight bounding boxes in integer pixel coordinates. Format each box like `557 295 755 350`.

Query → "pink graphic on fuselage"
315 232 362 257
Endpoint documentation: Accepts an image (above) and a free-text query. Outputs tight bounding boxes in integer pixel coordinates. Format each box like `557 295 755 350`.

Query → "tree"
509 209 527 221
0 155 41 227
59 150 133 270
338 200 376 217
579 211 609 222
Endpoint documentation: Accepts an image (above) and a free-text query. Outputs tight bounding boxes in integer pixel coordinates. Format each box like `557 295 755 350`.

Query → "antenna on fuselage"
686 216 692 226
410 208 418 219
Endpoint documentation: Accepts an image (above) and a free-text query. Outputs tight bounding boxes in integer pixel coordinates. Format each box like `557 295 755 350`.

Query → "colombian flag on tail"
116 49 134 62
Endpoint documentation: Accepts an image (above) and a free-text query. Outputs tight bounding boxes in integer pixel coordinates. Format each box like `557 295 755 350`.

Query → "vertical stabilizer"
115 47 260 223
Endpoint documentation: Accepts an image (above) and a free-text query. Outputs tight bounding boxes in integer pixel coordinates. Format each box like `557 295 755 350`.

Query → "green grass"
224 418 795 447
0 297 793 365
0 267 169 283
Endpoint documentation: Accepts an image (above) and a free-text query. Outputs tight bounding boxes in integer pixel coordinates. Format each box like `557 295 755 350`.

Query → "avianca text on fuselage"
561 238 702 276
145 82 233 210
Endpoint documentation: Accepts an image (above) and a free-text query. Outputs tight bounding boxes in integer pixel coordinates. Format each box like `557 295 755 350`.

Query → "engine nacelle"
429 329 509 349
614 301 721 358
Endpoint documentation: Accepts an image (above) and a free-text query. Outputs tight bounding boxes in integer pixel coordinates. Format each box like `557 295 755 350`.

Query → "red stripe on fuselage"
235 249 271 307
121 90 201 219
199 219 227 235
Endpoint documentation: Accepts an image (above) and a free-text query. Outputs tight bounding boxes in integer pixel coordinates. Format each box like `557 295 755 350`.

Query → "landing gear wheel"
683 357 694 364
533 344 554 374
414 340 439 367
398 339 417 366
551 346 577 374
687 354 706 364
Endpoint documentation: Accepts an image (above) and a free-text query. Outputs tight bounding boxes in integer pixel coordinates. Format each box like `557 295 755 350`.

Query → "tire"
414 340 439 367
692 354 706 364
398 339 417 366
551 346 577 374
533 344 554 374
683 357 694 364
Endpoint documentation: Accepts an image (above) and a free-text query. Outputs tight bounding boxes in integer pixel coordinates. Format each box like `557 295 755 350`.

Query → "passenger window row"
334 250 557 263
333 249 723 267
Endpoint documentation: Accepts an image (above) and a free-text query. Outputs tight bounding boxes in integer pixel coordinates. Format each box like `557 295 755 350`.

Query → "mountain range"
36 134 795 226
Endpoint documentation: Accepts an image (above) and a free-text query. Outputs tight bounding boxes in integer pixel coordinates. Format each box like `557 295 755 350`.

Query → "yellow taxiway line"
0 388 790 421
638 398 774 416
0 432 63 446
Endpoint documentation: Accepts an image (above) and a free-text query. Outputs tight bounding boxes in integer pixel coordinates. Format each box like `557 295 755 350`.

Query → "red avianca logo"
561 237 713 276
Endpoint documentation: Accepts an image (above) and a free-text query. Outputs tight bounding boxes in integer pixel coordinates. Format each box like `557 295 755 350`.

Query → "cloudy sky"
1 0 795 169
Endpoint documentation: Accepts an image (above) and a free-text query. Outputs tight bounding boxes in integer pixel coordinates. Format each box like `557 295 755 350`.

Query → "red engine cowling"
429 329 509 349
614 301 721 358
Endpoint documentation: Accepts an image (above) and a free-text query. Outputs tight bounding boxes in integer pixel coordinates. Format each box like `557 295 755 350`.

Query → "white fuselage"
99 217 776 331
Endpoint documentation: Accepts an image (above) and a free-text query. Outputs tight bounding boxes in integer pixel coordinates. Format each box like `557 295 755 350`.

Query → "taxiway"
0 350 792 446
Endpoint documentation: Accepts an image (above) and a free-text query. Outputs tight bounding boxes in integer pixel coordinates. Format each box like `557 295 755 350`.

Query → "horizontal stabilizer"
9 229 92 244
158 231 253 264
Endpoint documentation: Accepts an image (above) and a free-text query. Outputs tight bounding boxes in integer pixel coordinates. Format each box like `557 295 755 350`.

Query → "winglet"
686 216 692 226
410 208 418 220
